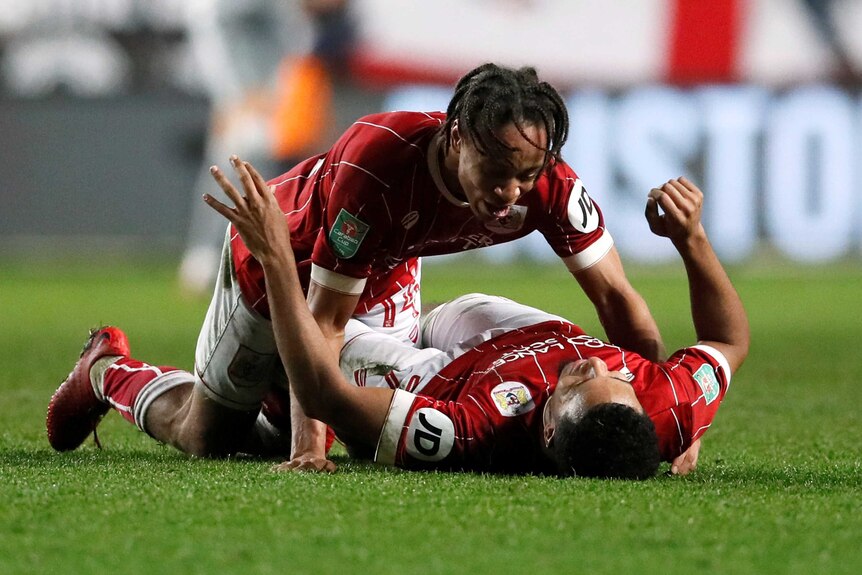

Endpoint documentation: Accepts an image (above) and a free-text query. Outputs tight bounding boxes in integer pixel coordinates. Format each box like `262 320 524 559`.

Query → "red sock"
99 358 185 427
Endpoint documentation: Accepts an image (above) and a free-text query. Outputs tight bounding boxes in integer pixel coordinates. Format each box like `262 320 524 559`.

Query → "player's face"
546 357 643 427
453 121 548 223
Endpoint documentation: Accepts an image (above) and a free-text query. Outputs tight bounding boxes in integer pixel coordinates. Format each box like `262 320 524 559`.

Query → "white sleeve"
374 389 416 465
310 264 367 295
561 230 614 273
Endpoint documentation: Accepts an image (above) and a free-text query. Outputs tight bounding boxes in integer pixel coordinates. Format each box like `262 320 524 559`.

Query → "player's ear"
451 120 462 152
543 423 556 449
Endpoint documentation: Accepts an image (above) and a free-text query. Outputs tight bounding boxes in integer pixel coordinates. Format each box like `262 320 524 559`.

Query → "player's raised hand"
644 177 705 244
203 155 291 265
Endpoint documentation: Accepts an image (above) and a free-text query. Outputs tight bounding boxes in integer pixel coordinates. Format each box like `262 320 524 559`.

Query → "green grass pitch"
1 257 861 574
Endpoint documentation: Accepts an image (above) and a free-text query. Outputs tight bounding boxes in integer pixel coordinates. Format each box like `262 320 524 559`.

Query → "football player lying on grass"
209 170 748 478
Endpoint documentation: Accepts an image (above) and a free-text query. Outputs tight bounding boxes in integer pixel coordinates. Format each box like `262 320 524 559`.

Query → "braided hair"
443 63 569 165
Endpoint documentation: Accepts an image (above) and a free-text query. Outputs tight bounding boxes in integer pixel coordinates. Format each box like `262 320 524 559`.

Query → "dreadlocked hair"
443 63 569 164
554 402 661 481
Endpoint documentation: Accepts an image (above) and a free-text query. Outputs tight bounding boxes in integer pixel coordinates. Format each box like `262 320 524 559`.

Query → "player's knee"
174 392 259 457
180 434 233 458
177 418 254 458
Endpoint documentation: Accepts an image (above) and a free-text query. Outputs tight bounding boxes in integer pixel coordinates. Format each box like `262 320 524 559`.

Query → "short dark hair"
553 402 661 480
443 63 569 164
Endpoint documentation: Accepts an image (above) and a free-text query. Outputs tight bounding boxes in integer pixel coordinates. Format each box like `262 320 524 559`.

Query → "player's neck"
437 134 467 202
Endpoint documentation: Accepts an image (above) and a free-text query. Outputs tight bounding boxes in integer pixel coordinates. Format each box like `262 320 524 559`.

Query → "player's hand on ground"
273 454 338 473
645 177 705 243
670 438 701 476
203 155 291 265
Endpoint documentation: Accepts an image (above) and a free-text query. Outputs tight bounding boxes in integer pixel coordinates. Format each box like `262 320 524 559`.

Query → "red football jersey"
374 321 732 472
231 111 613 316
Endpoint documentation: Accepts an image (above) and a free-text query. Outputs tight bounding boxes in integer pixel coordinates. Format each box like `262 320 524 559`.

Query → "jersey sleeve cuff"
562 230 614 273
310 264 367 295
691 344 733 391
374 389 416 465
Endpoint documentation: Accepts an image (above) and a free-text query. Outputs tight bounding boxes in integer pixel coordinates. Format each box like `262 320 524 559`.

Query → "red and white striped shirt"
374 320 732 472
231 111 612 317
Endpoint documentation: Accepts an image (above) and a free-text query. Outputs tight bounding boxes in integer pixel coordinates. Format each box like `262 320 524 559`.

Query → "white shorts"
339 293 568 393
350 259 423 346
194 232 279 410
195 231 425 409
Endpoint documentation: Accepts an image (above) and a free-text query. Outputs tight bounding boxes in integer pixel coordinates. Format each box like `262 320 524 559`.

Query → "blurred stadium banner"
351 0 862 87
1 0 861 264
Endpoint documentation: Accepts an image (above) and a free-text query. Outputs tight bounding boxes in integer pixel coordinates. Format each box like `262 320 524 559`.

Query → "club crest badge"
693 364 720 404
228 345 277 388
491 382 535 417
329 209 370 259
484 205 527 234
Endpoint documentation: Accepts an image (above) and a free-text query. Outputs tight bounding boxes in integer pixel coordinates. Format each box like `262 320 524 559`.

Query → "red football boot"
46 327 130 451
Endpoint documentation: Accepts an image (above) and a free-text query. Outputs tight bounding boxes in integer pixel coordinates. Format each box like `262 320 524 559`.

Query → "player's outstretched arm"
203 156 395 452
645 177 750 373
574 247 665 361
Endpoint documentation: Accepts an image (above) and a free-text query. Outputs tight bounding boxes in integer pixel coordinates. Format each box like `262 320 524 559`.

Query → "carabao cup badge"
693 364 720 404
329 209 370 259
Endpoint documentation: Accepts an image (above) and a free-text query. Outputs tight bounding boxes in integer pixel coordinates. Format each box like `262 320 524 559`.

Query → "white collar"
427 132 469 208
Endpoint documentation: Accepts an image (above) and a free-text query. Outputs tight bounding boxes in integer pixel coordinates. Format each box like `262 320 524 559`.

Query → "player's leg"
141 383 260 457
48 234 284 457
88 351 256 457
421 293 567 357
162 230 282 456
45 326 283 457
178 123 243 297
345 259 450 393
339 319 450 394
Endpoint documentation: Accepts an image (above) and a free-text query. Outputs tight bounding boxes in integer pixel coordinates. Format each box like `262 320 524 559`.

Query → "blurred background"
2 0 861 287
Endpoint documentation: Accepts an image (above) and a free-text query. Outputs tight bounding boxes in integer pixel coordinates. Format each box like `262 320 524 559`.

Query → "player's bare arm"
204 156 395 455
573 247 666 362
206 156 355 472
646 177 749 476
284 283 359 472
646 177 750 373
